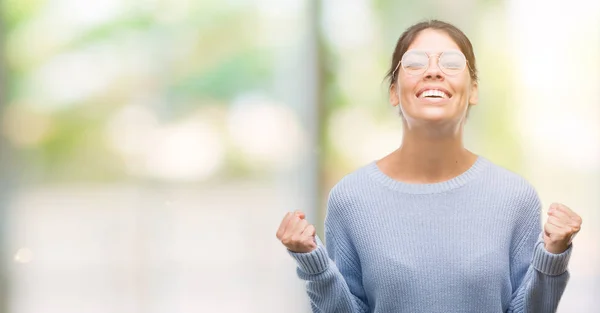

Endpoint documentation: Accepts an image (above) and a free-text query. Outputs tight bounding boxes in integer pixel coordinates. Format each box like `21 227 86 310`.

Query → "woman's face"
390 29 478 127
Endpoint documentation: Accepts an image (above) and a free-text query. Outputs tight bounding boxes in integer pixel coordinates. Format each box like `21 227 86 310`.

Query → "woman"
275 20 582 313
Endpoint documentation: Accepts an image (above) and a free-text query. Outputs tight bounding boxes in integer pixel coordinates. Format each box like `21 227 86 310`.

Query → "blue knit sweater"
289 156 571 313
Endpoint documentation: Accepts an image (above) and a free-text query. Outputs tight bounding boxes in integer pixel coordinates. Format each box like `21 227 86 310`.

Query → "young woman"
276 20 582 313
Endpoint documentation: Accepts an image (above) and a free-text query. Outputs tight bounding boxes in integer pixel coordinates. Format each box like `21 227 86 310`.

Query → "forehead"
407 29 461 52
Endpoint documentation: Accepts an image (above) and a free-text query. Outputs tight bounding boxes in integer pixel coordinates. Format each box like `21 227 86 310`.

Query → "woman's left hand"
543 203 582 254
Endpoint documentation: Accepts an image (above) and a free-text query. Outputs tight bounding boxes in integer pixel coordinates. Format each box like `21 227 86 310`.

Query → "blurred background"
0 0 598 312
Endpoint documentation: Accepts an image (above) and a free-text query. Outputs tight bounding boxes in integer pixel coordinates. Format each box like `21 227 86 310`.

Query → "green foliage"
2 0 46 28
67 14 156 49
168 49 272 102
2 0 525 183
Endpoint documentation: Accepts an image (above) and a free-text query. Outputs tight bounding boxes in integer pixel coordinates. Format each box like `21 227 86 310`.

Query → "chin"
406 107 454 123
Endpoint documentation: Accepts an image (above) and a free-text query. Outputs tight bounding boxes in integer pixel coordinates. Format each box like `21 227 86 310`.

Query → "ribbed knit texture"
289 156 571 313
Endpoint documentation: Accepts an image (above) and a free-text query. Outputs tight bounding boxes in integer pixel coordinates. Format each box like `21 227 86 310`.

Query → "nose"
423 56 443 80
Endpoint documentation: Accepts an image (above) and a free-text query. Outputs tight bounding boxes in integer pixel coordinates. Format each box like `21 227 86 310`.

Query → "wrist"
544 242 569 254
533 240 572 276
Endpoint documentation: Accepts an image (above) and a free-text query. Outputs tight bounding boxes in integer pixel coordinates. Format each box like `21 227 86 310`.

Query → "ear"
469 81 479 106
389 84 400 107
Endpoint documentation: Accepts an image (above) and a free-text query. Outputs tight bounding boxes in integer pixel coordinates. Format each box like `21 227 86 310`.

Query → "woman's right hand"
276 211 317 253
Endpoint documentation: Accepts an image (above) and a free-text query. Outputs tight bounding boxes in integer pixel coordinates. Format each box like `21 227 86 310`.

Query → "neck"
378 126 477 183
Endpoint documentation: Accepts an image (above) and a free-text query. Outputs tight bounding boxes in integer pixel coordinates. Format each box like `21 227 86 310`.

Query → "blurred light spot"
329 107 399 167
30 48 121 110
322 0 374 49
2 105 55 147
4 0 123 69
257 0 303 17
52 0 122 29
527 114 599 171
14 248 33 264
144 118 225 182
224 0 253 8
106 103 159 160
153 0 193 23
6 22 66 71
228 94 307 170
106 105 225 182
509 0 600 171
256 0 304 47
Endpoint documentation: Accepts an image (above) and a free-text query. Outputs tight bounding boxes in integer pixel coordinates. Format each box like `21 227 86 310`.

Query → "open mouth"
416 89 452 99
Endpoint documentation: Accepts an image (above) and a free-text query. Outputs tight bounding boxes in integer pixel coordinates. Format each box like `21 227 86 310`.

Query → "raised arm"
507 201 581 313
276 195 369 312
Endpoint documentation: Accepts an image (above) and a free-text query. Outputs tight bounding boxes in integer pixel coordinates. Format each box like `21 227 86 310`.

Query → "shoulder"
480 157 542 215
327 161 376 198
325 162 376 215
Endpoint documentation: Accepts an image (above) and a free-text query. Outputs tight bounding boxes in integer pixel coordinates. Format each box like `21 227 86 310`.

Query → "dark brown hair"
385 20 478 87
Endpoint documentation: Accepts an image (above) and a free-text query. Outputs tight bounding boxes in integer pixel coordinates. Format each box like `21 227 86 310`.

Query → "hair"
385 20 478 88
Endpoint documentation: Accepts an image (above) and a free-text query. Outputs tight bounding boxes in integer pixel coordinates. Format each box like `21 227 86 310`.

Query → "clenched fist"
544 203 582 254
276 211 317 253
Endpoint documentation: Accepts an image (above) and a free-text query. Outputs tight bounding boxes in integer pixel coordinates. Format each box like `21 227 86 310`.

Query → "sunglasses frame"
391 49 473 78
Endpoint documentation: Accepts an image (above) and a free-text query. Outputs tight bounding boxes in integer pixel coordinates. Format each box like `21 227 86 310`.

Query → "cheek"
400 86 412 98
398 79 418 99
453 75 472 94
448 80 472 100
454 86 469 97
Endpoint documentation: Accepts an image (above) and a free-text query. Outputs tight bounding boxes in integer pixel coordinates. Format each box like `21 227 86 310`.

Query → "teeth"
419 89 448 98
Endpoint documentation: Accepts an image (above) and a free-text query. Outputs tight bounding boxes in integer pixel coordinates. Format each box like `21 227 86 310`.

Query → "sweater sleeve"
287 188 369 313
507 194 572 313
